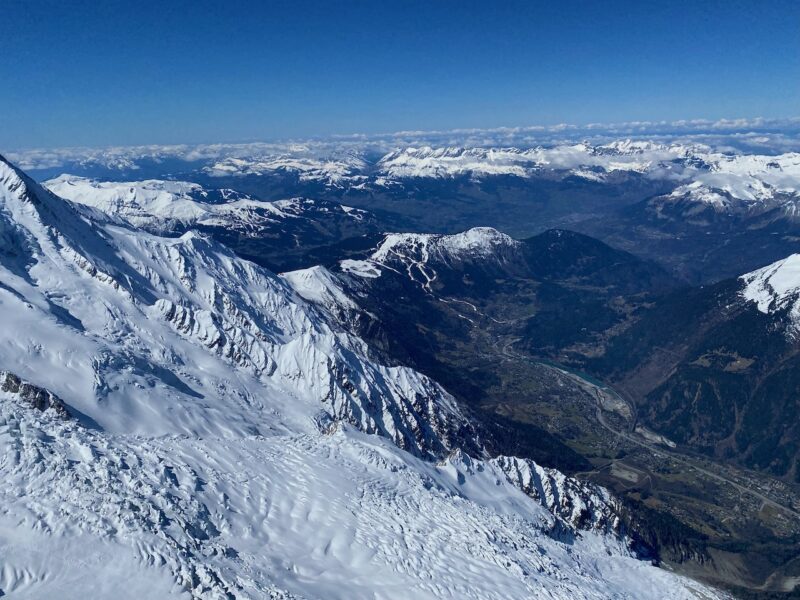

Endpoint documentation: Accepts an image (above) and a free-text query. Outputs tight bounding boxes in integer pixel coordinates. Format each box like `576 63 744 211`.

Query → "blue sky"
2 0 798 149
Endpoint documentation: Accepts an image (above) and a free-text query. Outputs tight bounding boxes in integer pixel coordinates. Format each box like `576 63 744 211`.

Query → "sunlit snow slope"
741 254 800 335
0 155 724 599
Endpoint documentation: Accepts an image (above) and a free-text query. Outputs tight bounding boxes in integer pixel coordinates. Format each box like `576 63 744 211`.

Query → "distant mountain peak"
373 227 519 263
741 253 800 333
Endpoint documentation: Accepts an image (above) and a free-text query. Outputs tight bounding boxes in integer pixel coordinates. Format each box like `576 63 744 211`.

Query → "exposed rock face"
438 450 623 538
0 371 69 418
492 455 622 534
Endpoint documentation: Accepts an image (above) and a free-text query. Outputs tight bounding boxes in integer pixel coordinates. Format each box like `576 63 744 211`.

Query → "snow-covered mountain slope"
691 152 800 201
0 391 723 600
203 152 368 186
741 254 800 335
373 142 697 181
43 175 256 230
651 152 800 216
38 141 800 217
0 155 725 598
372 227 521 264
44 175 373 236
3 159 464 453
295 228 527 299
375 144 800 209
44 175 380 272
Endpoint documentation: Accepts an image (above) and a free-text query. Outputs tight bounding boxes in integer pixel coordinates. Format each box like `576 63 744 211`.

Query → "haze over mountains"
3 119 800 599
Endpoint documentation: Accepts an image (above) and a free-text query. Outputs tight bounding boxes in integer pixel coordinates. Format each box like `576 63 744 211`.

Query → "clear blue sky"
2 0 798 149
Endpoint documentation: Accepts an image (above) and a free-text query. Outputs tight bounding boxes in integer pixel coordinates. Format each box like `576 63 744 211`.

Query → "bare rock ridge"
0 370 70 418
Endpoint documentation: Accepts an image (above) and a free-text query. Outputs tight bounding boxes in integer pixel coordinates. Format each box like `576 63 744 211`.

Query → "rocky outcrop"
492 455 622 535
0 371 70 418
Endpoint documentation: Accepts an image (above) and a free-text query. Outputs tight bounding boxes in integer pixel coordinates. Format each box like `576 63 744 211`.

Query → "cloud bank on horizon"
5 116 800 173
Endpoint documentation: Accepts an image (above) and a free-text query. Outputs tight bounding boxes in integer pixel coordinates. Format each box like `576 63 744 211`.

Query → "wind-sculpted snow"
0 155 726 598
741 254 800 335
0 392 724 600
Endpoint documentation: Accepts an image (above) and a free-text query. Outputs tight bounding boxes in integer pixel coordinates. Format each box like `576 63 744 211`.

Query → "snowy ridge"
44 175 256 231
2 156 471 451
373 227 519 263
374 142 700 181
377 144 800 211
282 265 360 314
376 146 532 178
203 153 368 186
35 141 800 217
0 371 69 418
339 227 523 291
44 175 371 236
741 254 800 334
445 451 621 535
0 155 725 598
492 455 621 533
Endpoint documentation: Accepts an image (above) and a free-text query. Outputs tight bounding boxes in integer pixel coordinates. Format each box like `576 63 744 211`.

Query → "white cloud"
4 116 799 173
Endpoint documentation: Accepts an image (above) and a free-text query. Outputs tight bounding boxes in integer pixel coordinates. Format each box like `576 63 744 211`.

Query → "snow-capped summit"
44 175 380 271
335 227 524 291
203 151 369 186
376 146 533 179
741 254 800 334
43 174 254 231
44 175 371 234
372 227 520 263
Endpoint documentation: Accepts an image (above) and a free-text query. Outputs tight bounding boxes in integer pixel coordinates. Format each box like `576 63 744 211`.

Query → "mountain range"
3 131 800 598
29 138 800 283
0 152 733 598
